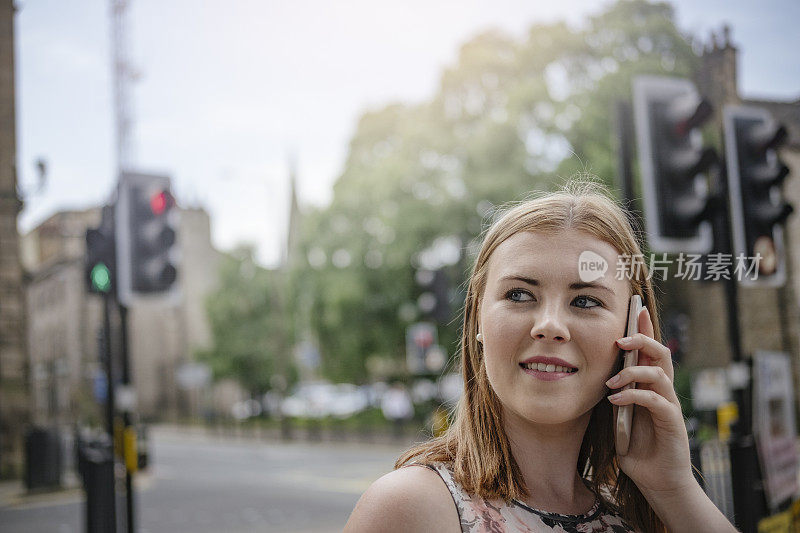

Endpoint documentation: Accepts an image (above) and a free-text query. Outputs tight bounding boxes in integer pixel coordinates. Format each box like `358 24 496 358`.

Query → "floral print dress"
418 463 638 533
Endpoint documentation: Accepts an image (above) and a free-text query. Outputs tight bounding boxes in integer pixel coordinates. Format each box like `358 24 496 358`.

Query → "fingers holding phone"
608 298 688 488
614 295 642 455
622 307 675 382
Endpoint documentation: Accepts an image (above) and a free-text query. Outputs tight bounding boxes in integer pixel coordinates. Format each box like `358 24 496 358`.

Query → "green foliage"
197 247 295 395
205 1 704 388
289 0 702 383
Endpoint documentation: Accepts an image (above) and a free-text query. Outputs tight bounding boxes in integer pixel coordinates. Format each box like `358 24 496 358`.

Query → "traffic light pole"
710 159 766 531
101 293 118 530
118 303 135 533
615 101 635 205
628 75 792 527
615 101 644 235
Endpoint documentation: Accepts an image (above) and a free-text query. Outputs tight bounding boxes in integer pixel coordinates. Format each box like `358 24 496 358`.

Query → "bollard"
79 438 116 533
729 434 767 532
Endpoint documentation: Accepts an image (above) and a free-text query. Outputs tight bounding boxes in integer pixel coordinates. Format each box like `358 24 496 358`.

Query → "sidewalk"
0 471 82 509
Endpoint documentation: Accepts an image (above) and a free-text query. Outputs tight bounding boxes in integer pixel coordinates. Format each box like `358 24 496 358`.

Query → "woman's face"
478 229 631 427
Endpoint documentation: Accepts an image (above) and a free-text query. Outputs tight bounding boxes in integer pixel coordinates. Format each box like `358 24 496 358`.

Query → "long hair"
396 179 666 532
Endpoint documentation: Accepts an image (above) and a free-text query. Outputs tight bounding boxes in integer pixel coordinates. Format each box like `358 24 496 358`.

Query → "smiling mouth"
519 362 578 374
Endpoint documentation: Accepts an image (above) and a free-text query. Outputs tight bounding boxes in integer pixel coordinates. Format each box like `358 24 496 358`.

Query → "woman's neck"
502 407 596 515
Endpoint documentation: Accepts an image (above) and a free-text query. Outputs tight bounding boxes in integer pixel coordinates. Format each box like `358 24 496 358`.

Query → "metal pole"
102 293 117 531
711 157 765 531
616 101 635 203
708 160 744 363
119 303 135 533
110 0 133 172
615 101 645 238
777 285 792 355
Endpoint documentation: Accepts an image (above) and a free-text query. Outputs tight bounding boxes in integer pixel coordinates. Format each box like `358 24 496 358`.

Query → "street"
0 427 411 532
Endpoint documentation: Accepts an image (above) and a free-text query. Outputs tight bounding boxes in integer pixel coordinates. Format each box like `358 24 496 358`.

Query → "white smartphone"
615 294 643 456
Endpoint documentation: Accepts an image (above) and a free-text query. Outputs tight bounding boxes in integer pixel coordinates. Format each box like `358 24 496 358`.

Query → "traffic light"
85 204 116 294
85 228 115 294
724 105 793 287
116 172 179 304
633 75 718 253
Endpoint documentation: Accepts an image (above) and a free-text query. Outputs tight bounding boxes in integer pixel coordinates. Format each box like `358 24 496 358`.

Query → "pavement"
0 421 420 507
0 424 415 533
0 471 82 509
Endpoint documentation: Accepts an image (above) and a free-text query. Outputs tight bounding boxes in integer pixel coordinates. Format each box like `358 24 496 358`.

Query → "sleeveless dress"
418 462 638 533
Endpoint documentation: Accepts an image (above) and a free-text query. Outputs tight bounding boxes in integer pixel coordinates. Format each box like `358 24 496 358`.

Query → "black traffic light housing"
85 206 117 295
724 105 793 287
85 229 114 294
115 172 180 305
633 75 718 253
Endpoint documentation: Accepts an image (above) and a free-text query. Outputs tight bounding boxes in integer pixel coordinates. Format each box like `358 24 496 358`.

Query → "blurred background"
1 0 799 531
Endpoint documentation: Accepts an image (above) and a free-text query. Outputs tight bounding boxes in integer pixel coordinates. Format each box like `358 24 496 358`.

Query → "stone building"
0 0 29 479
23 205 222 424
666 28 800 384
23 209 103 429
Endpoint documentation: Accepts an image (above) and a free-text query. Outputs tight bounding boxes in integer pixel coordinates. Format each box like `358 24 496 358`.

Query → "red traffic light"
150 190 175 216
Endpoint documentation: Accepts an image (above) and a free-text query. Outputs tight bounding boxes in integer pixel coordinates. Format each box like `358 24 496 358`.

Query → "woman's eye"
573 295 601 309
507 289 533 302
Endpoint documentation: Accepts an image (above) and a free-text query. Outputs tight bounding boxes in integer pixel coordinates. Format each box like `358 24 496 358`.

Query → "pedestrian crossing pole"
101 292 118 531
118 303 136 533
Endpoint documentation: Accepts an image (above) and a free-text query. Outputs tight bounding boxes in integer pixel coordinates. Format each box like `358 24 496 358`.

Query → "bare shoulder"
343 465 461 533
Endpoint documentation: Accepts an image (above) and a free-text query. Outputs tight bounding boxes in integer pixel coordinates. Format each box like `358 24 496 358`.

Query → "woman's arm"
639 479 740 533
343 465 461 533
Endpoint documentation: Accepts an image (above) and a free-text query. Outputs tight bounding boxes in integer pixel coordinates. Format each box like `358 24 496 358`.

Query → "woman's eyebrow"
498 275 539 286
569 281 615 294
499 275 614 294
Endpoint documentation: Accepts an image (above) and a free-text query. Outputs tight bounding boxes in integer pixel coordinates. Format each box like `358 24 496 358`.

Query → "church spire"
284 154 301 269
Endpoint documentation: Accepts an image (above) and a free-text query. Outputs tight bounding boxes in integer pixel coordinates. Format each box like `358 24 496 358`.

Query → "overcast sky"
14 0 800 266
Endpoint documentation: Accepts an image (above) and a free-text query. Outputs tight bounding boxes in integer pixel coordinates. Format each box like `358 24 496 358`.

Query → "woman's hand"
605 307 696 495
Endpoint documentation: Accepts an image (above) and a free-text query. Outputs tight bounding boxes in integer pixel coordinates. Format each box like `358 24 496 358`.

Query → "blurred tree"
293 0 700 383
540 0 699 180
197 247 295 397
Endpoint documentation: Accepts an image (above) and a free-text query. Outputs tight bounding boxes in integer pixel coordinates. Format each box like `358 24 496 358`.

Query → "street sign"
176 362 211 390
115 385 137 412
93 369 107 403
690 368 732 410
752 351 799 509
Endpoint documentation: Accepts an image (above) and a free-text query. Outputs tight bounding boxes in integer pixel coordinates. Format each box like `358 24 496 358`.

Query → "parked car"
281 381 369 418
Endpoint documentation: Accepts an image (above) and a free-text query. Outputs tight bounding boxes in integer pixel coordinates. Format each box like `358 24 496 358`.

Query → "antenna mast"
111 0 135 175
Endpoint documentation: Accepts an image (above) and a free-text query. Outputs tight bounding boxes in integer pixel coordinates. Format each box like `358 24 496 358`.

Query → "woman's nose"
529 304 570 342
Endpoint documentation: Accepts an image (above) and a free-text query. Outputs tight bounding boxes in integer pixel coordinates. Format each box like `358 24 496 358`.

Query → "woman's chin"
507 403 594 428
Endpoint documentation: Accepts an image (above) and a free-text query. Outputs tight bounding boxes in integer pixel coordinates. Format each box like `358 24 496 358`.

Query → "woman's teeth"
521 362 577 373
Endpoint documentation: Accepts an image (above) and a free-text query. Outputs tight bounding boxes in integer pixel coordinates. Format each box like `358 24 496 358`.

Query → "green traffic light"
91 263 111 293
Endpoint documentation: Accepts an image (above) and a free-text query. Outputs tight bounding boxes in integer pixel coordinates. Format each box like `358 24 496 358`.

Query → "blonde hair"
396 179 666 532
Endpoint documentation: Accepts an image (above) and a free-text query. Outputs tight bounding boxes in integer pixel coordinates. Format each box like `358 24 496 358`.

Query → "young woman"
344 181 738 532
